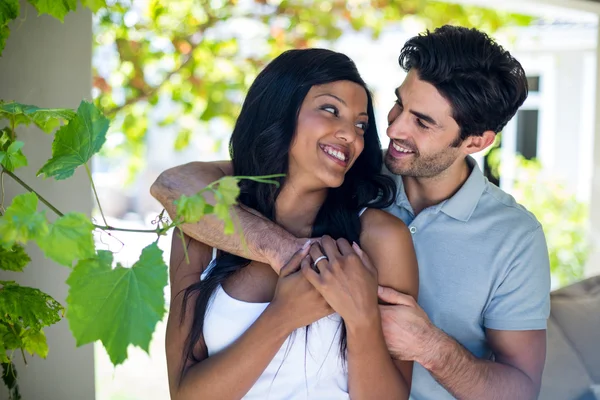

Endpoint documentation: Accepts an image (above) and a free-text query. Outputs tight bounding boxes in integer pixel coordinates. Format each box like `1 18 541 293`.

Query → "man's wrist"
263 235 305 274
417 325 456 371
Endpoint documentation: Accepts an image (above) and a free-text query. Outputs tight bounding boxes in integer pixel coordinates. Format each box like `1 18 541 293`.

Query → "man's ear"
463 130 496 155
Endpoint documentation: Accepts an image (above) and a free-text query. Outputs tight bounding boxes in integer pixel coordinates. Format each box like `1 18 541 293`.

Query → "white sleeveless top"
201 208 368 399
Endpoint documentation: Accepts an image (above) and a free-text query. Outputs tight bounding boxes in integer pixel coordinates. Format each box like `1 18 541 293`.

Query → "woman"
166 48 418 399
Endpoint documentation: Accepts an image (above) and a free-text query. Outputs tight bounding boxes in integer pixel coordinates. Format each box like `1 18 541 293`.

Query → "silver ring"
313 255 328 268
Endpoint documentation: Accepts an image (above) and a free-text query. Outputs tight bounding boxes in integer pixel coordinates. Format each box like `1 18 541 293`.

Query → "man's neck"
402 158 472 216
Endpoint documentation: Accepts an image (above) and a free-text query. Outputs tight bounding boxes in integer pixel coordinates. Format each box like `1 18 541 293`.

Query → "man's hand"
378 285 443 367
301 236 379 329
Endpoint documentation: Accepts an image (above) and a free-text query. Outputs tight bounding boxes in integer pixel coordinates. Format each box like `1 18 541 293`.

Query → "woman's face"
288 80 369 189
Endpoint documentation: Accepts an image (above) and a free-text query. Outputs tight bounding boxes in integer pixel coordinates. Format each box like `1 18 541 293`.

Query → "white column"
586 21 600 278
0 2 95 400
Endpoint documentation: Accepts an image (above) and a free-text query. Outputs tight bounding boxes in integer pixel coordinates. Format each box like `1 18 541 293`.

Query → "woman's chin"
322 174 345 189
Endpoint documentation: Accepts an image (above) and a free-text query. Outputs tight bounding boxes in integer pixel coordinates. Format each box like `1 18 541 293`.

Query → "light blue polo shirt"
383 156 551 400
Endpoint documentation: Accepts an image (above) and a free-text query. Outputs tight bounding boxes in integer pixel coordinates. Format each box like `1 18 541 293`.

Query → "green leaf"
173 193 206 223
0 322 19 350
0 0 19 26
27 0 77 22
214 202 234 234
21 329 48 358
0 281 63 330
66 243 168 365
0 244 30 272
0 102 76 133
1 361 21 400
216 177 239 206
0 140 28 172
0 192 49 248
0 25 9 58
0 130 10 149
80 0 106 13
37 101 109 180
0 324 9 363
37 213 95 267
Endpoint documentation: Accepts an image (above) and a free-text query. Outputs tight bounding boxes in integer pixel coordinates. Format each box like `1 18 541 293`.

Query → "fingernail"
302 240 311 250
352 242 360 251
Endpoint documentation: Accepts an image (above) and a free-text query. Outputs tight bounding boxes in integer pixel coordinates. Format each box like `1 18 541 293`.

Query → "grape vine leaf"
0 244 30 272
0 324 9 363
174 193 207 223
66 243 168 365
0 0 19 28
0 281 63 330
0 25 9 57
217 177 240 205
26 0 77 22
0 102 76 133
21 329 48 358
0 192 49 249
80 0 106 13
214 202 234 234
1 360 21 400
0 321 49 361
37 101 109 180
38 212 95 267
0 0 19 58
0 140 28 172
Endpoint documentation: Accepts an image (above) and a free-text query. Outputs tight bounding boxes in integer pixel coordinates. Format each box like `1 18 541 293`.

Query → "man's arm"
423 328 545 400
378 225 550 400
378 290 546 400
150 161 300 272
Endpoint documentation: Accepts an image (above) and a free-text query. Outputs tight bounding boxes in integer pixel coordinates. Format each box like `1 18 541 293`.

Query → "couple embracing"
152 25 550 400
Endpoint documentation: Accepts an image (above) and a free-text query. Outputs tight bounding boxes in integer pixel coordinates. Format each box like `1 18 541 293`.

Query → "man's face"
384 69 464 178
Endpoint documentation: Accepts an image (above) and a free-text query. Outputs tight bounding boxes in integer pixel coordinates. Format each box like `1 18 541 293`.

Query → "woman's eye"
356 122 368 131
322 106 338 116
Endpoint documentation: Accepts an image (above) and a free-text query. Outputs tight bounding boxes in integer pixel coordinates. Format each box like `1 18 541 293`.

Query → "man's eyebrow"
395 88 441 128
316 93 368 117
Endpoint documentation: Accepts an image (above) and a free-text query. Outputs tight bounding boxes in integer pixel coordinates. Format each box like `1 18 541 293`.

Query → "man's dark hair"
399 25 528 140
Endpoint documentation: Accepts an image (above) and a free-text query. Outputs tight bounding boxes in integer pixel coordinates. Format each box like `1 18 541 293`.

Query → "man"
151 25 550 400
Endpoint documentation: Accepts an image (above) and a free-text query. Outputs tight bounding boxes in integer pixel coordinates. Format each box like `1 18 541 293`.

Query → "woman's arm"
166 234 332 400
356 208 419 393
302 210 418 400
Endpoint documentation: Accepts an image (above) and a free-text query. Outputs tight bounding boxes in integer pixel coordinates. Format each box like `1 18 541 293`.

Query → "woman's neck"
275 182 328 238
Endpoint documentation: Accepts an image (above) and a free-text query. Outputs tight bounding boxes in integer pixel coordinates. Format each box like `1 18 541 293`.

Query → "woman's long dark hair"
180 49 396 376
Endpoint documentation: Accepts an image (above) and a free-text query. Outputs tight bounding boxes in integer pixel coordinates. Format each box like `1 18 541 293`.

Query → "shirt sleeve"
483 225 551 330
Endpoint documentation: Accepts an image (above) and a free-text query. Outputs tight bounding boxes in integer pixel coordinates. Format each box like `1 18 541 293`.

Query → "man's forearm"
421 332 537 400
151 162 298 271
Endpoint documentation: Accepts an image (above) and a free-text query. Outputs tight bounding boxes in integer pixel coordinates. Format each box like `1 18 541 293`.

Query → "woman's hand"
270 242 334 332
302 236 379 329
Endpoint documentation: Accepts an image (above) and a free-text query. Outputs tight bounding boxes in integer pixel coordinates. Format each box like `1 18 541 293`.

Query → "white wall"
0 2 95 399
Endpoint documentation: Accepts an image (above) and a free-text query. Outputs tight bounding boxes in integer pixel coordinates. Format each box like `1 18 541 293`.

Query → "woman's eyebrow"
315 93 368 117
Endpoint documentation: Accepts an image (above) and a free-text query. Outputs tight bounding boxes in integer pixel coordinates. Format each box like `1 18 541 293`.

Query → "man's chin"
384 157 405 176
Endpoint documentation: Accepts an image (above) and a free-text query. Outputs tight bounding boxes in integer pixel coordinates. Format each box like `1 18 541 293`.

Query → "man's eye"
416 119 429 130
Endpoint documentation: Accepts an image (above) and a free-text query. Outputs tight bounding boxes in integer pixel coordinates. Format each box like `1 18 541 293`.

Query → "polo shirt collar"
392 156 486 222
439 156 486 222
